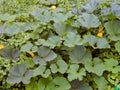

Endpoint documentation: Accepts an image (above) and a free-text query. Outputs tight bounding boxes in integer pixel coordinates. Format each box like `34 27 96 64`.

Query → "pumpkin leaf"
63 32 81 47
115 41 120 53
50 59 68 74
82 0 100 13
7 64 33 84
33 46 57 65
104 20 120 41
33 65 46 77
0 48 20 61
82 35 110 49
43 36 61 49
85 58 105 76
94 76 108 90
20 43 33 52
69 45 92 64
30 8 52 23
46 76 71 90
104 58 120 73
67 64 86 81
78 13 101 28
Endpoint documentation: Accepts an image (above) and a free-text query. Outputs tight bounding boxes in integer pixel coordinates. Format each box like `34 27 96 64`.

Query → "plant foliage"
0 0 120 90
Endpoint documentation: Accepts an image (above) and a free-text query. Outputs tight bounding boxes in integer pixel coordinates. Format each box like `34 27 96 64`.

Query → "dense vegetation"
0 0 120 90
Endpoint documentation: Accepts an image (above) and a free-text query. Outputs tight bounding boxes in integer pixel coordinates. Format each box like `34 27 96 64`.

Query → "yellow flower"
97 27 104 37
51 5 56 10
0 45 4 49
29 52 35 58
97 32 103 37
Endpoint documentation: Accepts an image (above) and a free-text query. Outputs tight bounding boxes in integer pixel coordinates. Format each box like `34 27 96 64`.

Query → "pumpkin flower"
51 5 56 10
29 52 35 58
97 27 104 37
0 45 4 49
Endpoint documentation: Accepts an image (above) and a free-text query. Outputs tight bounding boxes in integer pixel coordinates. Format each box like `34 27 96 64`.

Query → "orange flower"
97 27 104 37
29 52 35 58
0 45 4 49
51 5 56 10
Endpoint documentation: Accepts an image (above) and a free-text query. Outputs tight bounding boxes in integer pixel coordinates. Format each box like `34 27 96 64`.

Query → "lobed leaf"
85 58 105 76
94 76 108 90
7 64 33 84
104 20 120 41
63 32 81 47
20 43 33 52
67 64 86 81
46 76 71 90
0 48 20 61
82 0 100 13
78 13 101 28
69 45 92 64
50 60 68 74
43 36 61 48
115 41 120 53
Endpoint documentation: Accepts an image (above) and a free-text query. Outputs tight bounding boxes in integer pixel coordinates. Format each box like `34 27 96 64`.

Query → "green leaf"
82 35 110 49
85 58 105 76
30 8 52 23
0 48 20 61
78 13 101 28
104 20 120 41
67 64 86 81
69 45 92 64
82 35 97 47
115 41 120 53
111 4 120 17
63 32 81 47
50 60 68 74
43 36 61 48
0 14 16 21
33 56 46 65
41 69 51 78
104 58 120 73
31 46 38 52
22 22 40 32
104 20 120 35
54 22 67 36
33 65 46 77
82 0 100 13
4 22 25 36
54 22 77 36
25 80 39 90
20 43 33 52
52 12 72 23
33 46 57 65
94 76 108 90
7 64 33 84
37 46 51 58
46 76 71 90
50 64 58 73
26 77 53 90
24 58 35 68
97 38 110 49
35 39 45 46
26 82 39 90
37 78 46 90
